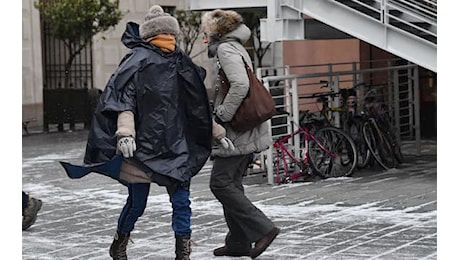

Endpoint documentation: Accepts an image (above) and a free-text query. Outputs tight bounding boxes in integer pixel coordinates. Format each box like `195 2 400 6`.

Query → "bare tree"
242 11 272 68
174 9 202 56
34 0 123 88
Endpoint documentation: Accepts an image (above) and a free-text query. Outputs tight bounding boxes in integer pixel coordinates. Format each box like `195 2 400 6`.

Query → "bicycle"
341 83 373 169
352 87 399 170
360 104 397 170
317 81 401 170
298 81 347 128
299 83 371 170
343 83 398 170
273 110 357 184
371 101 404 164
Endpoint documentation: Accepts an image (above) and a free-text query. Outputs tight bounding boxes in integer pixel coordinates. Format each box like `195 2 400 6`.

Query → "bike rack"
257 61 420 185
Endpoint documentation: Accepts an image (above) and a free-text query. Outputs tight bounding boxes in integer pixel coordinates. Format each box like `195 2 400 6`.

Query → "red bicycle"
273 111 357 184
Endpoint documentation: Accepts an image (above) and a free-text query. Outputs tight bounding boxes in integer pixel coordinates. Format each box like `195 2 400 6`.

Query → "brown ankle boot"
175 235 192 260
109 231 130 260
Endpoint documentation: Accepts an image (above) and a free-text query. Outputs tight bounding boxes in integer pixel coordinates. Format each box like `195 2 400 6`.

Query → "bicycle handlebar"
362 88 378 100
276 108 323 126
352 82 366 89
299 92 340 99
319 80 329 89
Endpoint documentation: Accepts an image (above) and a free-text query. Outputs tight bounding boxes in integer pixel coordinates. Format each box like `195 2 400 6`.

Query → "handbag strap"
216 43 254 103
229 42 253 74
239 55 255 78
219 41 253 71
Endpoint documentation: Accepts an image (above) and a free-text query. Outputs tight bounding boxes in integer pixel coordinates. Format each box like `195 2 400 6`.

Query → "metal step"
335 0 381 20
261 0 437 72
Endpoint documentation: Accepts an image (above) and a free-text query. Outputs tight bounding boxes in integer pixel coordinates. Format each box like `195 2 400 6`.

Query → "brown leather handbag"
218 56 276 131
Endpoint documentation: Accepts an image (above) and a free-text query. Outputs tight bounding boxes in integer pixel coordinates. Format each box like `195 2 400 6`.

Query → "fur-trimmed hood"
202 9 245 40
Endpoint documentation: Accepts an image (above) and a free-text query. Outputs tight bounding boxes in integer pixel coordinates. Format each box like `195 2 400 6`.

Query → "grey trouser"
210 154 274 251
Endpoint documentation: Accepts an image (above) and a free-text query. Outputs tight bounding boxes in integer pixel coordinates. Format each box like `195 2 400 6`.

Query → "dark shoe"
250 227 280 259
175 235 192 260
109 231 130 260
213 246 250 257
22 196 42 231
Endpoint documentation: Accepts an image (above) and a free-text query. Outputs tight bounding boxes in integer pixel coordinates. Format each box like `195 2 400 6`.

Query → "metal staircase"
260 0 437 72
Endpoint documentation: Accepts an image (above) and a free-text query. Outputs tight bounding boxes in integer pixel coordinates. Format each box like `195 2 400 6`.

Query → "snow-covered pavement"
22 130 436 259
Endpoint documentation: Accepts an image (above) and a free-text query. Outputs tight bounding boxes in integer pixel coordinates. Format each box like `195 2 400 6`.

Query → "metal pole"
332 75 340 127
413 67 421 156
292 78 301 161
392 69 401 142
259 67 269 174
263 77 274 185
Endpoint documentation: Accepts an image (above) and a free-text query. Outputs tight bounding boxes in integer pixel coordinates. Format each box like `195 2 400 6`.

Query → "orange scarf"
147 35 176 52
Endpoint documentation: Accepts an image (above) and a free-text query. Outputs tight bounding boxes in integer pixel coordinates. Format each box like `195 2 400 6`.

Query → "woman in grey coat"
202 9 280 259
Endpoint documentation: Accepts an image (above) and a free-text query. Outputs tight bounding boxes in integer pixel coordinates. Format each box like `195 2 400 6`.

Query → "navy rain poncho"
61 22 212 186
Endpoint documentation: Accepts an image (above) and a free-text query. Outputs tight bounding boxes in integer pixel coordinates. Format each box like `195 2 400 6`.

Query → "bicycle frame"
322 105 346 127
273 127 336 184
361 108 396 170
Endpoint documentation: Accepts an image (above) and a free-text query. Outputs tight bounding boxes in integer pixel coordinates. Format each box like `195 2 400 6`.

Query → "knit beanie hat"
139 5 180 39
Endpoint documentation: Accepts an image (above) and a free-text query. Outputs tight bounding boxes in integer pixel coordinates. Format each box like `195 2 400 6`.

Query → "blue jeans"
117 183 191 237
169 185 192 237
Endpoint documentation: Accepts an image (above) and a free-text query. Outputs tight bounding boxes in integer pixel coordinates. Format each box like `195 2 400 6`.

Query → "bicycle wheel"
377 112 404 164
308 126 357 178
362 120 396 170
385 130 404 164
273 146 294 184
348 116 371 169
392 137 404 163
379 129 403 164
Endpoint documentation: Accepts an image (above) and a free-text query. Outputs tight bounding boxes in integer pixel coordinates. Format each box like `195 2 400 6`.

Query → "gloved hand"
212 119 235 151
219 137 235 151
117 136 136 158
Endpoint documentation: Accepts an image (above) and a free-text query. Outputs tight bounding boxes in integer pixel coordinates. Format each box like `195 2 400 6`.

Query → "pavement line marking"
367 232 437 259
364 177 399 185
418 252 437 260
319 224 420 258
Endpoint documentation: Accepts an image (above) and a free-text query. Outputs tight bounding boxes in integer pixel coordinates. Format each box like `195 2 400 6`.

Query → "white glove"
219 137 235 151
117 136 137 158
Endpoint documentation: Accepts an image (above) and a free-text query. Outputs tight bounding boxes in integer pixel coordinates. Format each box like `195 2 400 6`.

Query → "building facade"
22 0 436 137
22 0 214 130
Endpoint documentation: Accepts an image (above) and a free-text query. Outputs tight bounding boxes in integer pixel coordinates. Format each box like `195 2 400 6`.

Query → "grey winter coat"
211 24 272 157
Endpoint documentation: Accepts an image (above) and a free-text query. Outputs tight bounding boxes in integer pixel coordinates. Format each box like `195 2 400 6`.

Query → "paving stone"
22 131 437 259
